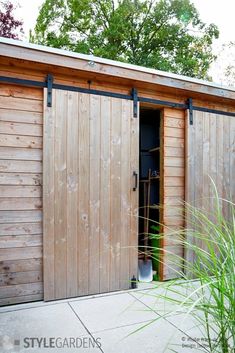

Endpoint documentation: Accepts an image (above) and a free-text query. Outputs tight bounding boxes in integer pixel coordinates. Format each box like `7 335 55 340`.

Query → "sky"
13 0 235 85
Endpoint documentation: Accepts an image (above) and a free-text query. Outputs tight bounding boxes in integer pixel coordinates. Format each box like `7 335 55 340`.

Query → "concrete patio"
0 283 208 353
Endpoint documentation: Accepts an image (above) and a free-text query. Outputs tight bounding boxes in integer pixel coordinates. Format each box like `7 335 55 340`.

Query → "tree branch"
136 0 154 42
143 22 164 52
92 1 109 30
111 0 115 13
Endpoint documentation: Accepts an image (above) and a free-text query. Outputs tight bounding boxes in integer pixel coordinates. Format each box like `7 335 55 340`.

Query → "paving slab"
69 292 157 333
166 310 219 351
92 315 205 353
130 286 212 343
0 283 213 353
131 282 200 315
0 302 101 353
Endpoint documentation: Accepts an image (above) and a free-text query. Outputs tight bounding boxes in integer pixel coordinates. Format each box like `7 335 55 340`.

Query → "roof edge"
0 36 235 94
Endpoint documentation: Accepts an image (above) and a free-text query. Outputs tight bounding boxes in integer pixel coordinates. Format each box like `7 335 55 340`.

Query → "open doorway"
138 107 162 281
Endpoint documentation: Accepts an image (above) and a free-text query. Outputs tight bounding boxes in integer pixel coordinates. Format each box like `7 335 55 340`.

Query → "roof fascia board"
0 37 235 101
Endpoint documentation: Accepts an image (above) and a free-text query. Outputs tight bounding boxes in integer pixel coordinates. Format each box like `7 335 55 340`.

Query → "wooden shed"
0 37 234 306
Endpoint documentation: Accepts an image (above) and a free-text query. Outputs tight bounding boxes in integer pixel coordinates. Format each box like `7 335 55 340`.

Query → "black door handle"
133 171 138 191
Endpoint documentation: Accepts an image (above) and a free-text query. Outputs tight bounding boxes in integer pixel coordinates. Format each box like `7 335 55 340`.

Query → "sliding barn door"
185 110 235 267
43 89 139 301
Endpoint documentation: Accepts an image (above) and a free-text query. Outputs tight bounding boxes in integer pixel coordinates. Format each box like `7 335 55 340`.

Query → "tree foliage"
223 42 235 86
0 1 23 39
209 41 235 86
31 0 219 79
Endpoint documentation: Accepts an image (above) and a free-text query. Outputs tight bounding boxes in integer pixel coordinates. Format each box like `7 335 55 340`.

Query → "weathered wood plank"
66 91 78 298
129 102 139 283
164 187 184 197
202 112 210 213
0 186 41 198
163 225 184 234
164 196 184 206
89 96 101 293
0 223 42 236
165 137 184 148
0 210 42 223
99 96 111 293
164 167 184 177
194 111 203 210
216 115 224 205
164 233 183 246
0 173 42 186
0 246 42 261
0 96 42 112
89 96 100 293
0 198 42 210
164 127 184 138
0 147 42 160
160 108 185 279
0 133 42 149
164 117 184 128
77 93 89 296
0 234 42 248
0 270 42 286
0 84 42 100
162 245 184 280
0 66 43 81
164 176 184 187
110 98 122 292
89 94 101 294
229 117 235 204
164 206 184 217
43 87 55 301
0 121 42 137
54 89 67 300
163 217 184 226
0 258 42 274
164 108 185 119
164 147 184 157
165 157 184 167
0 160 42 173
0 282 43 299
120 99 131 290
159 109 164 281
0 83 43 305
185 110 235 275
209 113 217 212
0 108 42 124
222 116 231 218
0 293 43 306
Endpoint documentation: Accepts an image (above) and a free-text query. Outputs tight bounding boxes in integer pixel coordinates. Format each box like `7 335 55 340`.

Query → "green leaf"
31 0 219 79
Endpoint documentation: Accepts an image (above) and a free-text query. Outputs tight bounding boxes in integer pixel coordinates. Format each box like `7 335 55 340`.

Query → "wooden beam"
1 42 235 101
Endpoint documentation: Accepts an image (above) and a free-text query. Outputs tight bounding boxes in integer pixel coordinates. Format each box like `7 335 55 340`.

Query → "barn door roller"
46 74 54 107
